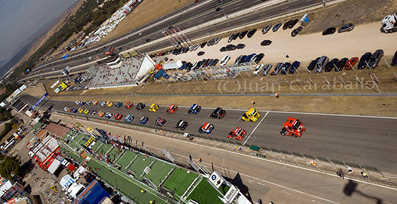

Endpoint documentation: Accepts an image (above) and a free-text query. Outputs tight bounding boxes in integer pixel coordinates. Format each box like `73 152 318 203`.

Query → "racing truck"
241 108 260 122
210 107 226 119
188 104 201 114
280 117 306 137
167 104 178 114
198 122 214 134
149 103 159 112
228 127 246 141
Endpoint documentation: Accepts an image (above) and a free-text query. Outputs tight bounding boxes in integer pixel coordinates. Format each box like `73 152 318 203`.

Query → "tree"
0 156 21 180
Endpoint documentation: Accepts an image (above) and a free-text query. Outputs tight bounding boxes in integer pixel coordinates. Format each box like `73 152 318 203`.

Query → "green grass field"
163 168 199 196
145 162 175 186
186 178 224 204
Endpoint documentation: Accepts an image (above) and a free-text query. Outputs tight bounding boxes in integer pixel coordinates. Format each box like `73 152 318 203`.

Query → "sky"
0 0 79 62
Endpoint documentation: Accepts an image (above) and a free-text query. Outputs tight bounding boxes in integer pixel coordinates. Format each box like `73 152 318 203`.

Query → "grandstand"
60 127 251 204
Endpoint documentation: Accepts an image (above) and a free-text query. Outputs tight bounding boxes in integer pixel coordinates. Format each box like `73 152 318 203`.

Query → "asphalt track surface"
20 94 397 175
25 0 324 79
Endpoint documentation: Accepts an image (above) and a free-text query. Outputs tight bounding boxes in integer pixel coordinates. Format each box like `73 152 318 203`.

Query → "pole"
355 75 362 84
309 77 315 85
324 76 330 85
333 63 340 72
373 73 380 84
339 75 345 84
368 73 381 93
384 58 391 69
366 61 371 70
305 65 311 74
284 79 290 87
296 78 302 86
348 62 355 71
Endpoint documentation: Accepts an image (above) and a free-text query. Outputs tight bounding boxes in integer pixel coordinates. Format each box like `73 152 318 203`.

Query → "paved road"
50 113 397 204
23 0 324 80
20 94 397 175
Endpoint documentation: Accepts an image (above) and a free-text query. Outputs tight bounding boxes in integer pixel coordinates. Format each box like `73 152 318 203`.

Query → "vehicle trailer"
381 13 397 33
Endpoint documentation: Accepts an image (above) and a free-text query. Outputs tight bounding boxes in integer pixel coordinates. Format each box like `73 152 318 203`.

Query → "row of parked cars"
308 49 384 73
253 61 301 76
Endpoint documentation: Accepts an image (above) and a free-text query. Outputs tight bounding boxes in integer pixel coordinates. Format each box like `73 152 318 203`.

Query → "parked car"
288 19 298 28
226 44 236 51
235 55 244 65
308 57 320 70
106 101 113 107
175 120 188 130
273 23 282 32
324 58 339 72
280 62 291 75
200 42 207 48
210 108 226 119
211 59 219 66
155 117 167 126
315 56 329 73
271 63 283 75
139 116 149 124
358 52 372 69
252 53 264 64
391 51 397 66
198 122 214 134
253 64 264 75
289 61 300 74
228 33 235 43
220 55 231 66
239 31 248 39
197 51 205 56
260 40 272 46
244 53 256 63
90 110 96 116
368 49 384 69
236 44 245 49
93 100 99 105
125 115 134 123
262 24 272 34
220 47 227 52
344 57 359 70
98 111 105 117
335 58 348 71
283 20 293 30
322 27 336 35
232 33 239 40
338 23 355 33
247 29 257 38
214 37 222 44
291 26 303 37
262 64 272 76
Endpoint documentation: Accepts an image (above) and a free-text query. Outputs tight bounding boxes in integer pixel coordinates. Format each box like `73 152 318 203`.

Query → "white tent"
67 183 85 198
60 174 75 189
47 159 61 174
135 54 155 82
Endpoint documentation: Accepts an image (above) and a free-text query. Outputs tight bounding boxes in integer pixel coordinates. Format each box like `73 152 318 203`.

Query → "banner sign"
30 93 48 110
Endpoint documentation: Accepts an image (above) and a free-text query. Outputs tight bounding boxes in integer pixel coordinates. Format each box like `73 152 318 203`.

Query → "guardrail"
55 111 397 188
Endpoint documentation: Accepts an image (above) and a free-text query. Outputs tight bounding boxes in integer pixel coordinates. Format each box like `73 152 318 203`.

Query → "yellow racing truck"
149 103 159 112
241 108 260 122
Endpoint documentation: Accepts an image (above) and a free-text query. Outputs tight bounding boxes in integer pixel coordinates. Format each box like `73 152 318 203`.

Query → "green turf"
128 155 155 180
115 151 139 171
96 143 112 155
86 159 171 204
187 178 223 204
163 168 199 196
60 146 84 162
90 140 102 151
145 162 175 186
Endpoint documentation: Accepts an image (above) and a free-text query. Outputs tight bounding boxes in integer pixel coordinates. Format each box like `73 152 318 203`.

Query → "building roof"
45 123 70 138
73 180 110 204
36 129 47 141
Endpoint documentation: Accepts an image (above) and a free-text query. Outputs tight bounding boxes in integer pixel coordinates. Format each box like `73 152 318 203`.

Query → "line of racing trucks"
65 100 306 140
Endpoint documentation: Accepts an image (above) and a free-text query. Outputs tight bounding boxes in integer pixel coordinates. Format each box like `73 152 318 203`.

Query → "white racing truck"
381 13 397 33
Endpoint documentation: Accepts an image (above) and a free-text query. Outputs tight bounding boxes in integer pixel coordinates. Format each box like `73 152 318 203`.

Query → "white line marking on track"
243 111 269 145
